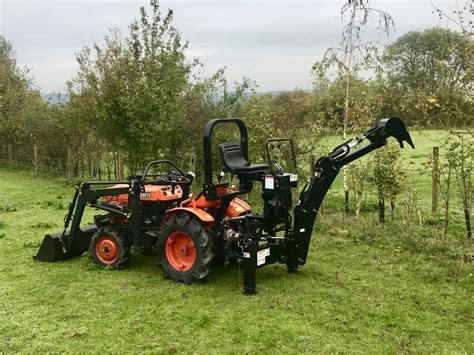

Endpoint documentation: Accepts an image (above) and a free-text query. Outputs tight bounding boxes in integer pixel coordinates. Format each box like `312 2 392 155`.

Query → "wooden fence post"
8 144 12 169
117 151 124 180
432 146 439 214
33 145 38 176
309 154 315 176
67 148 73 180
189 151 197 194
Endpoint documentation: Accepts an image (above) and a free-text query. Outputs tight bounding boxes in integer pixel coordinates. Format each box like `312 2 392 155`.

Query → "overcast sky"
1 0 460 93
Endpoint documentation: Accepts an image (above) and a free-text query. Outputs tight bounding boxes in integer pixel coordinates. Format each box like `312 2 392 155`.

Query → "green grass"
0 129 473 353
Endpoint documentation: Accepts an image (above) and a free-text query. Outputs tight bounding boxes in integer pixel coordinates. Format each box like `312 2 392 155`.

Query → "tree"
0 36 45 146
383 28 473 128
431 0 473 39
69 0 194 171
384 28 473 94
313 0 395 215
370 142 406 223
239 94 276 162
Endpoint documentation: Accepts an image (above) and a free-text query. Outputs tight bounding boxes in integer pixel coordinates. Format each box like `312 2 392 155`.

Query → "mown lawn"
0 129 472 353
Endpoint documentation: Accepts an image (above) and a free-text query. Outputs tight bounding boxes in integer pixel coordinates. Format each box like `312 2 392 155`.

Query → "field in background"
0 129 472 352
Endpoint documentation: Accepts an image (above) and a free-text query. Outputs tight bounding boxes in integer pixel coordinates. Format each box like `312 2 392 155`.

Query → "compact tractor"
35 117 414 294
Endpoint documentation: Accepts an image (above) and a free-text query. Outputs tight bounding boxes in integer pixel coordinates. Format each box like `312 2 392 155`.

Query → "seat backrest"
219 142 249 174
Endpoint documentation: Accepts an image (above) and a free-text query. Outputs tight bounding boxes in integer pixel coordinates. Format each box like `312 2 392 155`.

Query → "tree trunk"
342 1 356 216
443 169 451 237
390 199 396 220
463 207 471 240
107 162 111 181
417 207 423 227
378 188 385 223
443 199 450 237
355 191 363 219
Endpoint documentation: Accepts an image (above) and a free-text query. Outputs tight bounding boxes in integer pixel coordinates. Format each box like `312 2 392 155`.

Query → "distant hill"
255 89 311 97
41 90 306 105
42 92 69 105
255 90 286 97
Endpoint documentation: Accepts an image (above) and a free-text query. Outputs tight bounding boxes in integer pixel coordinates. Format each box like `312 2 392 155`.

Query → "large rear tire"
158 213 213 284
90 227 130 269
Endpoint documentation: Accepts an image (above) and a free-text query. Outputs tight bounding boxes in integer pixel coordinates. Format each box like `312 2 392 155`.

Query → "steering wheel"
147 173 191 186
141 160 192 194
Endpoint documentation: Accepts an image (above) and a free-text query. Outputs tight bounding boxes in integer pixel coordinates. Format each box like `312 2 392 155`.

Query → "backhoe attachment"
292 117 414 266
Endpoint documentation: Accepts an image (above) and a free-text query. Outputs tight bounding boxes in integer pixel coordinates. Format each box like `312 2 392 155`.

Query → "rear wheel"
158 213 213 283
90 227 129 269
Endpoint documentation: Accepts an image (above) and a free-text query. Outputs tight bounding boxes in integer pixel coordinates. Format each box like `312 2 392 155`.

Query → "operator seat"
219 142 268 176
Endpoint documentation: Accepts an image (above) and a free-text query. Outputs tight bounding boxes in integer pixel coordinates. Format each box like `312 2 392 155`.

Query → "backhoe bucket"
370 117 415 149
33 225 97 262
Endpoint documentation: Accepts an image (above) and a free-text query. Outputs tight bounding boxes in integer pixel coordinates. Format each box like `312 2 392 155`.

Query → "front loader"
35 116 414 294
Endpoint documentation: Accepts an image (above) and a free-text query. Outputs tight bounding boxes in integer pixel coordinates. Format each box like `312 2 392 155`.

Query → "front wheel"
90 227 130 269
157 213 213 284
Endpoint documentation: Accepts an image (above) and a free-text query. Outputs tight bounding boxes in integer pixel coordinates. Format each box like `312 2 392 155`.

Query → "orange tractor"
35 117 414 293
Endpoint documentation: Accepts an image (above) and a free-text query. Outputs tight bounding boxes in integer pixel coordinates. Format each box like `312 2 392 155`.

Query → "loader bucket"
33 225 97 262
372 117 415 149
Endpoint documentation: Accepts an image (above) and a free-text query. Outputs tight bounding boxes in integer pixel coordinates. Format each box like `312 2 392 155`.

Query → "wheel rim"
95 236 119 264
165 231 196 271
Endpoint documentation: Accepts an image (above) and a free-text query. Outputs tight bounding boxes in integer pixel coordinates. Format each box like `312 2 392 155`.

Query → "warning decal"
257 248 270 266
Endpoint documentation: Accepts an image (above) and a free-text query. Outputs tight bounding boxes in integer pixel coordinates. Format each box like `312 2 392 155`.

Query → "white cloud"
2 0 460 92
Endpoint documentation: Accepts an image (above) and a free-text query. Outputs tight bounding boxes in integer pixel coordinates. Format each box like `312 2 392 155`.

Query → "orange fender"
226 198 251 218
166 207 215 224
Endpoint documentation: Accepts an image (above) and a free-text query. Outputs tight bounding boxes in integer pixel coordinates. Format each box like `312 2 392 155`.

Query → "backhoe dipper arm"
291 117 414 266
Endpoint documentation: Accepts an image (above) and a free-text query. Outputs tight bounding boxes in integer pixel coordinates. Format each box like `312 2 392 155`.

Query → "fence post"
33 144 38 176
309 154 315 176
189 151 197 194
117 151 124 180
8 144 12 169
432 146 439 214
67 148 73 180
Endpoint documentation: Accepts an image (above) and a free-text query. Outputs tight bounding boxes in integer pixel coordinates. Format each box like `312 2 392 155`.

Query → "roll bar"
203 118 249 184
142 160 185 181
264 138 298 173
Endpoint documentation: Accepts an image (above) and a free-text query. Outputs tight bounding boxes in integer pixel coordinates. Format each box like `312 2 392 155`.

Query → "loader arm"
291 117 414 266
34 181 135 262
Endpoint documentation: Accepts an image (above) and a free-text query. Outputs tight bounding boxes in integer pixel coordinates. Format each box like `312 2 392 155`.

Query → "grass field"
0 129 472 353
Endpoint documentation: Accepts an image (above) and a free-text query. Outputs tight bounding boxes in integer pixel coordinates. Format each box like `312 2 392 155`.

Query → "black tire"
157 212 213 284
90 227 130 269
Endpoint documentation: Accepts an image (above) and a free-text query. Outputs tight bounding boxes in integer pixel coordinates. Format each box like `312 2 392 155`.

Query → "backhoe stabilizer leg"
241 241 257 295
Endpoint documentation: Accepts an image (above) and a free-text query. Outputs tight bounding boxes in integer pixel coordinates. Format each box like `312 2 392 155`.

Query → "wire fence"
1 142 471 237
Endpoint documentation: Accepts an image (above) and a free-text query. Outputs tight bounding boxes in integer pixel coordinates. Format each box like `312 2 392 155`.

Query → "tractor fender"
226 198 251 218
166 207 215 224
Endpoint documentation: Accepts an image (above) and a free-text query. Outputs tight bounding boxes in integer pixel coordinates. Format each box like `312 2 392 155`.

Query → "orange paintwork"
103 184 183 205
195 194 221 209
167 207 215 223
180 192 250 219
165 231 196 271
226 198 251 218
95 236 119 264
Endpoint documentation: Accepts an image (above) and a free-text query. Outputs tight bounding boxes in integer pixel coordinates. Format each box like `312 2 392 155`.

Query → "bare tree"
454 131 472 240
431 0 473 38
313 0 395 215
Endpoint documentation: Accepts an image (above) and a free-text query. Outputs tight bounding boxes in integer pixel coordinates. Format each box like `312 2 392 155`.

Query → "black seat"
219 142 268 175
